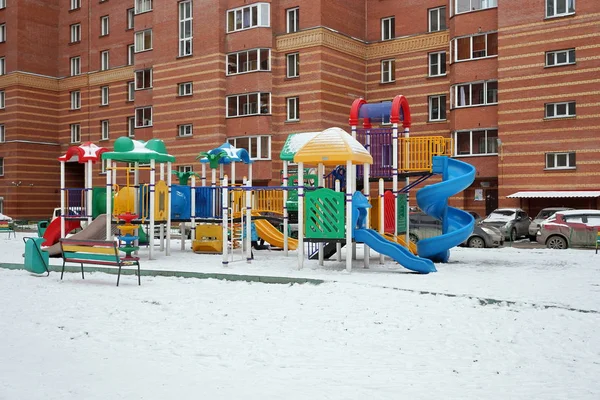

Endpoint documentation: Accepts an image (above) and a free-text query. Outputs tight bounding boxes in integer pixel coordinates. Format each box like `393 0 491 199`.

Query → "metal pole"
345 160 353 272
245 179 252 263
60 161 66 239
149 159 155 260
283 161 289 256
335 179 342 262
379 178 384 264
222 175 229 267
363 162 370 269
105 159 111 241
166 161 172 256
318 163 324 266
297 163 304 269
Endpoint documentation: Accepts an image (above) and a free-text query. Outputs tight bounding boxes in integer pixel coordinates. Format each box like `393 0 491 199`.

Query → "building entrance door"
485 189 498 215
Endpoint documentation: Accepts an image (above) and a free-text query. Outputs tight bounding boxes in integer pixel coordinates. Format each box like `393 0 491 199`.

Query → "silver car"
528 207 573 239
480 208 531 242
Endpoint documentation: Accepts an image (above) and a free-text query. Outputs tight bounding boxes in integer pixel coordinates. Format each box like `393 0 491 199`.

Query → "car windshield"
484 210 516 222
536 210 559 219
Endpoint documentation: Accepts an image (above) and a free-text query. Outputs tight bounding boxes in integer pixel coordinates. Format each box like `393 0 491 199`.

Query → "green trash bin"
23 237 50 275
37 220 49 238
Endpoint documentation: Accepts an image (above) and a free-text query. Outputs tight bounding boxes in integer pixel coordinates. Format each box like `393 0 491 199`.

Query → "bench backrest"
60 239 120 263
0 221 13 230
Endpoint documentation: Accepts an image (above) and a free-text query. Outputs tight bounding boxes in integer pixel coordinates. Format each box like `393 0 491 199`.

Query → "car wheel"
467 236 486 248
409 233 419 243
546 235 567 249
510 228 518 242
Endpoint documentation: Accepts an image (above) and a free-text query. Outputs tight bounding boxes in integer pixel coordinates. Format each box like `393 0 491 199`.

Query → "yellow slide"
253 219 298 250
383 232 418 255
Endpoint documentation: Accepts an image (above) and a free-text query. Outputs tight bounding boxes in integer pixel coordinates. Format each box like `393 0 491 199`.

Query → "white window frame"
226 48 271 75
452 32 498 62
452 80 498 108
178 165 193 173
0 23 6 43
127 44 135 66
452 0 497 15
545 152 576 170
428 7 446 32
226 3 270 33
70 0 80 11
286 7 299 33
100 15 109 36
0 57 4 75
546 0 575 18
135 68 152 90
381 59 395 83
127 8 135 30
70 56 80 76
286 97 299 121
178 124 193 137
135 106 152 127
101 120 109 140
70 90 81 110
227 135 271 160
178 82 193 96
179 0 193 57
0 158 4 177
127 116 135 137
546 48 575 67
70 123 81 143
545 101 576 119
381 16 394 41
453 129 498 156
100 50 109 71
0 124 4 143
429 51 447 77
134 29 153 52
100 86 109 106
226 92 271 118
428 95 447 122
0 0 5 9
0 90 5 109
127 81 135 101
70 23 81 43
135 0 153 14
286 52 299 78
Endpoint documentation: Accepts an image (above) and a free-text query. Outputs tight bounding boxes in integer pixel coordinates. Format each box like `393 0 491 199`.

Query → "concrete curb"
0 262 325 286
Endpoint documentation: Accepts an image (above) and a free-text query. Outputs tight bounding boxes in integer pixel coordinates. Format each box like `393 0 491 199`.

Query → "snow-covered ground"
1 232 599 399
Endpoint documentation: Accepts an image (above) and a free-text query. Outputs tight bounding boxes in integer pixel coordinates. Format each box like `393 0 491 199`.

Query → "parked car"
536 209 600 249
479 208 531 242
528 207 573 240
408 212 503 248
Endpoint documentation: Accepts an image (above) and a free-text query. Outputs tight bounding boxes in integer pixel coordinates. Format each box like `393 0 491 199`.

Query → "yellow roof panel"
293 127 373 166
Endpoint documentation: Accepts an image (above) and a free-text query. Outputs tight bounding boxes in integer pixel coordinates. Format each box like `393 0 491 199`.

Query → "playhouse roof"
280 131 320 161
198 142 253 165
101 137 176 163
293 127 373 166
58 142 108 163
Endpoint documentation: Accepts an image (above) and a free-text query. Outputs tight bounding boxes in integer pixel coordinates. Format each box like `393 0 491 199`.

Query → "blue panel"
171 184 191 220
358 102 392 122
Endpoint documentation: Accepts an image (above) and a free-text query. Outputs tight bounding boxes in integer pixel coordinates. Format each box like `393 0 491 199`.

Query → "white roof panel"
507 191 600 198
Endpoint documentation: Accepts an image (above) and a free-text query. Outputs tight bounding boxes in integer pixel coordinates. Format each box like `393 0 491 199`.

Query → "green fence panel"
397 193 407 233
305 188 345 239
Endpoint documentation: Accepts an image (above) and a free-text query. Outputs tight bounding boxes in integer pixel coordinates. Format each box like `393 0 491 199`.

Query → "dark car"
408 212 503 248
480 208 531 242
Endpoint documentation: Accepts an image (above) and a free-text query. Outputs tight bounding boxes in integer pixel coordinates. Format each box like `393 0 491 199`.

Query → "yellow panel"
294 127 373 166
113 186 136 216
154 180 169 220
62 245 116 255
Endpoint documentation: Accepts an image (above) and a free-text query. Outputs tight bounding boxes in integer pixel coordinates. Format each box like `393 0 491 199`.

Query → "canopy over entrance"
507 191 600 198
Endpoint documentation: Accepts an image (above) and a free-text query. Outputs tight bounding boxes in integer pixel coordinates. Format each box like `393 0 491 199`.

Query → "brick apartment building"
0 0 598 220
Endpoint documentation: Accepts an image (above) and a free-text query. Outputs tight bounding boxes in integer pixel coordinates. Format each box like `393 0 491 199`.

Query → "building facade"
0 0 598 220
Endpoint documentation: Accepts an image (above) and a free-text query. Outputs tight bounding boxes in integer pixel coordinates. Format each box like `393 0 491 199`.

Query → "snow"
1 232 599 399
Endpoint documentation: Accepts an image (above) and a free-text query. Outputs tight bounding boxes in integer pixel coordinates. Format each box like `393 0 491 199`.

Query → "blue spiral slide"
416 156 476 263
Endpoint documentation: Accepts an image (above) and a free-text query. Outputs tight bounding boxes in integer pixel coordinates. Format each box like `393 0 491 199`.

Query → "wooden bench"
60 239 141 286
0 220 15 238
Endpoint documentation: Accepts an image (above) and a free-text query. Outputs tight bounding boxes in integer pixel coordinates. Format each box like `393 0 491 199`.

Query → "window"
100 16 109 36
545 101 576 118
226 48 270 75
454 129 498 156
429 7 446 32
127 44 135 66
546 0 575 18
127 8 135 30
178 82 193 96
100 158 109 174
429 95 447 121
286 97 299 121
127 116 135 137
0 0 4 9
286 7 299 33
135 106 152 127
286 52 299 78
135 0 152 14
70 0 80 10
381 59 395 83
101 50 109 71
135 68 152 90
0 125 4 143
429 51 447 77
226 92 271 117
0 90 4 109
546 152 576 169
546 49 575 67
127 81 134 101
69 23 81 43
226 3 270 33
227 135 271 160
178 124 193 137
135 29 152 52
178 165 193 173
70 56 81 76
453 32 498 62
0 158 3 177
381 16 395 41
0 24 6 43
101 120 109 140
453 80 498 108
0 57 5 75
453 0 497 15
70 90 81 110
70 123 81 143
179 1 193 57
101 86 109 106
